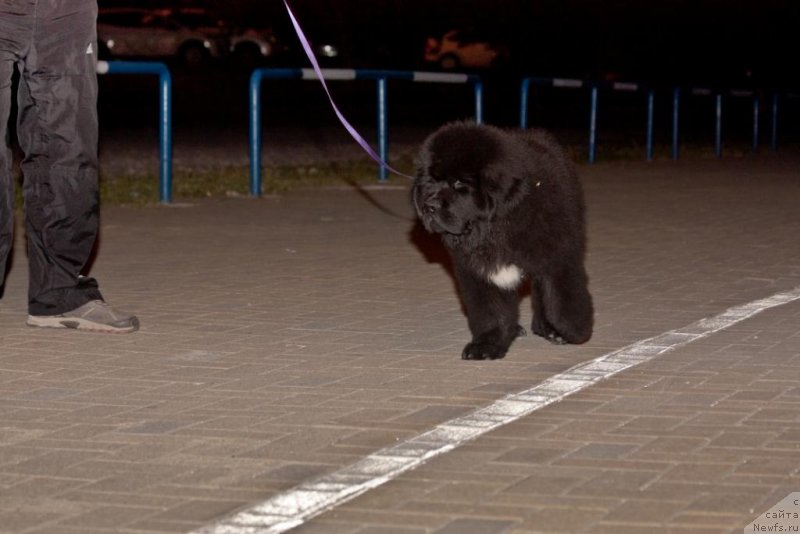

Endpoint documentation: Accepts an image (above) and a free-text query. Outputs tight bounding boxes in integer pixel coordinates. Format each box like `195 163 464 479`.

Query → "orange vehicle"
424 28 510 70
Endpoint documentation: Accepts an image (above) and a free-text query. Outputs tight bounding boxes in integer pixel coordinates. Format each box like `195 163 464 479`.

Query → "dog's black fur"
412 122 593 360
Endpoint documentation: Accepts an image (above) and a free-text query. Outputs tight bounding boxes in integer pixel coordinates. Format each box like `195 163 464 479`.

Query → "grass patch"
14 139 794 207
567 140 759 163
99 156 416 206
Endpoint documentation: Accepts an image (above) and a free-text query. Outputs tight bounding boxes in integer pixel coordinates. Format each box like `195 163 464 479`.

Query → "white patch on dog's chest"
488 264 523 289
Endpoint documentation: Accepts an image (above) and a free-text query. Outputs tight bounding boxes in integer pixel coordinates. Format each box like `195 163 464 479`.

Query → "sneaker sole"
26 315 139 334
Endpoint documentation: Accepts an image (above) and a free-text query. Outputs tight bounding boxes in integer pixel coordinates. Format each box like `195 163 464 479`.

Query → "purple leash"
282 0 415 180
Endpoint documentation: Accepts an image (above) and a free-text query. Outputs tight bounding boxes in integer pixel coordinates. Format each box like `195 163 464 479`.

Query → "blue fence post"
752 93 760 152
771 91 779 152
715 93 723 157
519 77 531 129
588 84 598 164
646 89 655 161
473 77 484 124
99 60 173 204
157 66 173 204
672 87 680 160
249 68 303 197
249 69 264 197
377 77 389 182
154 67 172 204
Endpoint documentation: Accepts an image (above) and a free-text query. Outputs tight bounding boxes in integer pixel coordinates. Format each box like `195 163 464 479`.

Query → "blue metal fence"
520 77 656 164
670 86 766 160
248 68 483 197
96 61 795 202
97 60 173 203
519 75 790 164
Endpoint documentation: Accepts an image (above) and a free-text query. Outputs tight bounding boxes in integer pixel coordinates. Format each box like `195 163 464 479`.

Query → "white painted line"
195 286 800 534
301 68 357 80
553 78 583 88
412 71 469 84
613 82 639 92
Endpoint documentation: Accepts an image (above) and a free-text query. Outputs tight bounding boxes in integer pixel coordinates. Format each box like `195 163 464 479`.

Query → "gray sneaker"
27 300 139 333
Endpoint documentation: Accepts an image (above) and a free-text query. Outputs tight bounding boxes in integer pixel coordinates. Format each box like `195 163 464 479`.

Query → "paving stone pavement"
1 155 799 533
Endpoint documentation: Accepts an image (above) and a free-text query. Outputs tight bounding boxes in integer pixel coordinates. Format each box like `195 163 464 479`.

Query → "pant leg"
16 0 104 315
0 2 35 291
0 54 16 290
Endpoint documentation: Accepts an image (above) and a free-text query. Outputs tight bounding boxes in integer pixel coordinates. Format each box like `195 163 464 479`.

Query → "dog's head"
412 122 524 237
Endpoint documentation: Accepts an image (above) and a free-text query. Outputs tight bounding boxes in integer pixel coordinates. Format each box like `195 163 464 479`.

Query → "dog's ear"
480 166 526 218
475 170 498 220
482 191 497 220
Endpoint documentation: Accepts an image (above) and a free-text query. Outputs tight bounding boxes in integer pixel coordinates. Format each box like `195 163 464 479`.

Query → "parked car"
97 7 228 66
274 25 347 68
424 28 510 70
229 26 283 68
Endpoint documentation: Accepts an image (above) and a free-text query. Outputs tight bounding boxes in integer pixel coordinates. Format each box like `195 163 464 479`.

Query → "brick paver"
1 155 799 533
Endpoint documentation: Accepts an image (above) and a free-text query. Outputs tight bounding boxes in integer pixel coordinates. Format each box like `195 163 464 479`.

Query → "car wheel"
180 42 210 66
438 53 460 70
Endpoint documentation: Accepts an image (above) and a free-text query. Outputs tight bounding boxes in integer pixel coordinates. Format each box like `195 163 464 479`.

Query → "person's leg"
17 0 137 332
16 0 103 315
0 55 16 290
0 7 32 291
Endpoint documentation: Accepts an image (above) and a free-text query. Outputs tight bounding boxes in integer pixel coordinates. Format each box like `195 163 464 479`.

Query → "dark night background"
97 0 800 153
201 0 798 86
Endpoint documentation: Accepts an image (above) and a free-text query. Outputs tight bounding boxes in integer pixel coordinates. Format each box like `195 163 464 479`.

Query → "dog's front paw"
462 340 508 360
462 326 521 360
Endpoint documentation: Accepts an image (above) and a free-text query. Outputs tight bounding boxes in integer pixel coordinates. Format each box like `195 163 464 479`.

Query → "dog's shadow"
407 221 467 316
341 177 455 276
407 220 453 274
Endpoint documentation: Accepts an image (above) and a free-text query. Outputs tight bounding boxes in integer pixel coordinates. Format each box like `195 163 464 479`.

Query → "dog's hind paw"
544 332 567 345
532 321 567 345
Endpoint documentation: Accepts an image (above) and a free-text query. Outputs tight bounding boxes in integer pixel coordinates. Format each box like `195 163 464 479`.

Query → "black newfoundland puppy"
413 122 593 360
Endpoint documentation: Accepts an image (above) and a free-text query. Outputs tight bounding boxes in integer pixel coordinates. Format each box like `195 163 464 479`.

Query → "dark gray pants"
0 0 104 315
